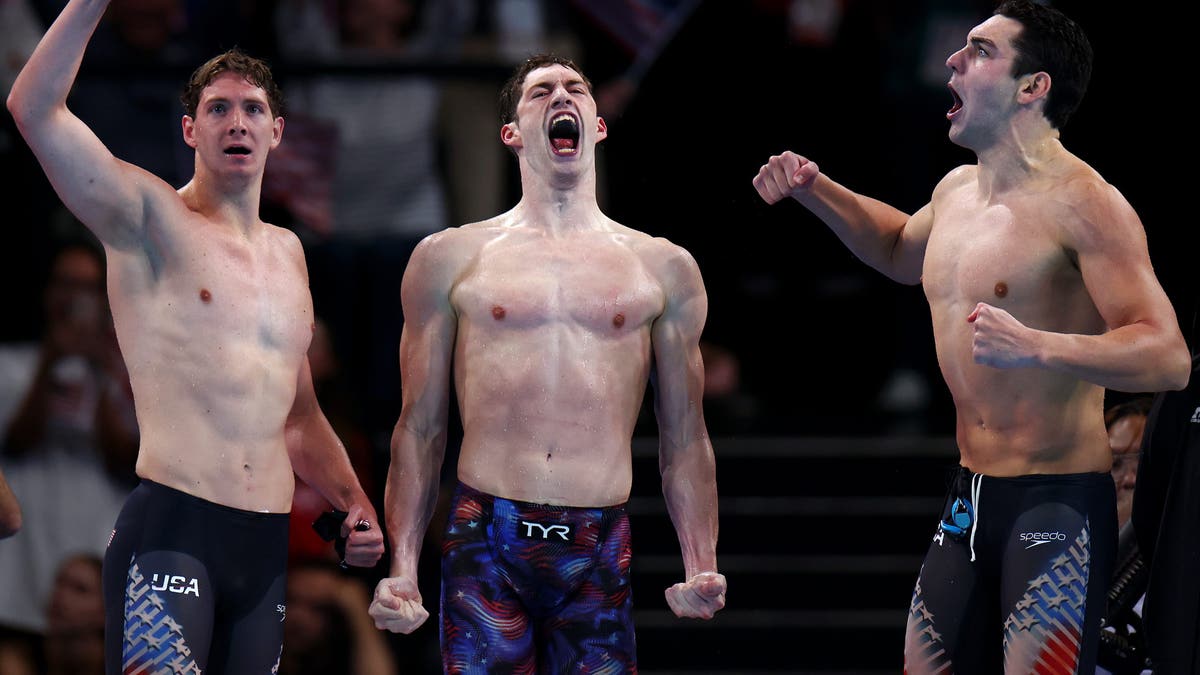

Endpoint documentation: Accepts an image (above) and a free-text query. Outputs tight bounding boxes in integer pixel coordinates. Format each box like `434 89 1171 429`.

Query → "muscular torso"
923 165 1110 475
446 221 667 506
107 204 313 512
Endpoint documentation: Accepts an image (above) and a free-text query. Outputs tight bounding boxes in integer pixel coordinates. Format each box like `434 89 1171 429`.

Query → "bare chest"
156 234 313 356
453 240 664 334
922 197 1080 313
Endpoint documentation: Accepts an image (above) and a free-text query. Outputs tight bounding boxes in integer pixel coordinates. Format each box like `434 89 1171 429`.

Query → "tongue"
552 138 576 151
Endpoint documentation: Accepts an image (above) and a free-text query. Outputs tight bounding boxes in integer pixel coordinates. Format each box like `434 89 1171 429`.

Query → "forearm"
385 421 446 579
661 440 719 578
794 174 911 278
287 417 368 511
1035 322 1191 392
6 0 109 124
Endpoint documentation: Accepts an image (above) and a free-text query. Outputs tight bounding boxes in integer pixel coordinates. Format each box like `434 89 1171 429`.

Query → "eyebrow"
969 36 999 51
526 78 589 93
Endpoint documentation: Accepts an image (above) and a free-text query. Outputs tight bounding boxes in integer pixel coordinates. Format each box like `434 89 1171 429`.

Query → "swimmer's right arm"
752 150 932 285
6 0 153 250
370 234 456 634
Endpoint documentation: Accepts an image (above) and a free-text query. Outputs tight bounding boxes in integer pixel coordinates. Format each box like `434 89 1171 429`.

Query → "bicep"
891 201 933 285
1073 198 1177 331
19 108 153 249
651 260 708 441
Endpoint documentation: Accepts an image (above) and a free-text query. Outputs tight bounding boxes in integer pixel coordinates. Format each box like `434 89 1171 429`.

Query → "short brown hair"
180 48 284 118
498 54 592 125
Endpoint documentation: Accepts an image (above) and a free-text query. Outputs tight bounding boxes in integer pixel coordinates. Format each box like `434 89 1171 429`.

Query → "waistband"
454 480 628 515
136 478 291 523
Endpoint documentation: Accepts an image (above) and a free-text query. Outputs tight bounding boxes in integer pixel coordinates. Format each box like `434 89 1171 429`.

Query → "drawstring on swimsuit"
968 472 983 562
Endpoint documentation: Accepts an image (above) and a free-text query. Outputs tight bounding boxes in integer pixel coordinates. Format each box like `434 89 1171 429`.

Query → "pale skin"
369 64 726 634
6 0 383 561
752 15 1189 476
0 468 19 538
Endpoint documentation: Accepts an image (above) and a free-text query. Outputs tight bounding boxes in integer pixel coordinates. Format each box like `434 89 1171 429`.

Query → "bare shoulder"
931 164 976 202
620 226 703 292
1053 160 1141 247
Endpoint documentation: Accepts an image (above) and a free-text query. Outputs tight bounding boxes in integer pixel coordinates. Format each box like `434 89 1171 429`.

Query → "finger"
342 504 366 538
754 165 784 204
794 159 819 187
967 305 982 322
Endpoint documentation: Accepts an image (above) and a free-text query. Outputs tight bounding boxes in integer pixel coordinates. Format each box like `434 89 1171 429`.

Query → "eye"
977 47 988 57
532 91 547 98
247 104 263 114
210 103 225 114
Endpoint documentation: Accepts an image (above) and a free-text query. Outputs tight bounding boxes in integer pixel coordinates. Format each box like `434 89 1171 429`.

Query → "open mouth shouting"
947 84 963 120
548 113 580 156
224 144 252 157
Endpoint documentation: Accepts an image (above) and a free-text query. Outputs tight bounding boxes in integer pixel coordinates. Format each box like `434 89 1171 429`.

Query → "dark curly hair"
993 0 1092 129
498 54 592 125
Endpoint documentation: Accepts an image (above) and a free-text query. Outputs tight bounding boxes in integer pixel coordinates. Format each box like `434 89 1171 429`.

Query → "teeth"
552 114 575 125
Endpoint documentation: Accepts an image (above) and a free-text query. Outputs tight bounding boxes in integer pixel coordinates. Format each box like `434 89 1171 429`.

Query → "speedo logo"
150 573 200 597
1019 531 1067 549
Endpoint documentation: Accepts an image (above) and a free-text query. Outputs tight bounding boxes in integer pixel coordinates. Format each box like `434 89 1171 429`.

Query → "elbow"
1165 346 1193 391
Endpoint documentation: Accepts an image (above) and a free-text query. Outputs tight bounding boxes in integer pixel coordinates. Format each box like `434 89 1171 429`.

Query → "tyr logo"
518 520 574 542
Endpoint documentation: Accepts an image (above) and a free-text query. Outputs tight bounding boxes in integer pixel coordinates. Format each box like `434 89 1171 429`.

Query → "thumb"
794 159 819 186
967 305 982 323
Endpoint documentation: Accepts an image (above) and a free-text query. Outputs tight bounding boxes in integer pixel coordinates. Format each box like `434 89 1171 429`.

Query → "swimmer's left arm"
286 356 385 567
650 244 725 619
969 181 1190 392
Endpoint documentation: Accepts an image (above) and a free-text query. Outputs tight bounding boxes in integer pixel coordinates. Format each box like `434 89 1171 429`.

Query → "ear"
269 116 285 149
596 116 608 143
1017 71 1051 105
500 121 521 149
181 115 198 149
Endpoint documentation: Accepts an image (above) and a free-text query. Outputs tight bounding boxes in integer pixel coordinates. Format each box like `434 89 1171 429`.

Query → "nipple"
612 313 625 328
993 281 1008 298
492 305 506 320
200 288 212 303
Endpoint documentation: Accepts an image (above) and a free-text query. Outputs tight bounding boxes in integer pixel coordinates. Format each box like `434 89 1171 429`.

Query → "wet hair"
993 0 1092 129
498 54 592 125
180 48 284 118
1104 397 1154 430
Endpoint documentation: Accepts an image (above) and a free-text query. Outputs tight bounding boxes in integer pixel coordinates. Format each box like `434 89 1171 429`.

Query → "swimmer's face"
182 71 283 179
502 64 606 172
944 15 1027 149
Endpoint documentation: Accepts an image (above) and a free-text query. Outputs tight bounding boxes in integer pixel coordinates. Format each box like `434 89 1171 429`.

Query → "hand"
340 503 385 568
752 151 820 204
665 571 727 619
967 303 1040 369
369 575 429 634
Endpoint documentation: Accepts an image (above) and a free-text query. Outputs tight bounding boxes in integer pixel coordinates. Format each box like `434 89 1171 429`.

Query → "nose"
228 109 248 136
946 45 965 72
550 85 571 109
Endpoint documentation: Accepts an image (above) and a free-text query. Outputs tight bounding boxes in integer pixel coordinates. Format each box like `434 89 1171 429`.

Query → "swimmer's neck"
972 122 1064 199
179 172 266 237
512 172 608 235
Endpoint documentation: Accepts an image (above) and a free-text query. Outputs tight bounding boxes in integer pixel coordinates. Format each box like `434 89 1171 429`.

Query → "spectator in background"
0 553 106 675
0 467 19 538
0 242 137 648
279 562 399 675
1106 398 1152 530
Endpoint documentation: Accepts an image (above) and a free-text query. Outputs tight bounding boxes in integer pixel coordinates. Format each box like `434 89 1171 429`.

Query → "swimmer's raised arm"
6 0 170 251
753 150 952 285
